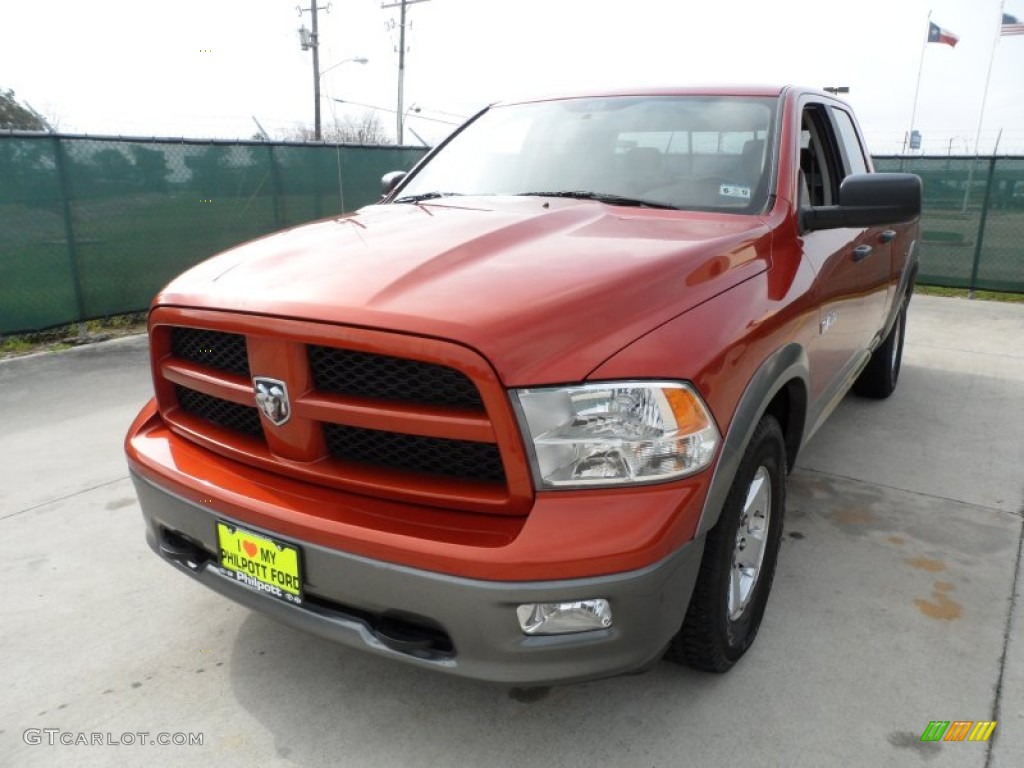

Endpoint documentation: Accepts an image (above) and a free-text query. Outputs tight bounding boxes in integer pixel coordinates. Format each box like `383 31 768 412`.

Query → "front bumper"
131 469 705 685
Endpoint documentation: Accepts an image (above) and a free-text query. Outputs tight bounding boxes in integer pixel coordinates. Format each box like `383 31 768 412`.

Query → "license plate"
217 522 303 606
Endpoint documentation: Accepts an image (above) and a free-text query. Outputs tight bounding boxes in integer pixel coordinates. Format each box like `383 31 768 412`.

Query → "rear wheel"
854 295 908 399
668 415 786 672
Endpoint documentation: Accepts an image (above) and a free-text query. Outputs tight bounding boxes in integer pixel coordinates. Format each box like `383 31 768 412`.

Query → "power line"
331 98 460 125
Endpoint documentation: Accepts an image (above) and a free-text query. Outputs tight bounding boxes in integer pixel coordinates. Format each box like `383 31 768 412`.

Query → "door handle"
852 245 873 261
879 230 897 244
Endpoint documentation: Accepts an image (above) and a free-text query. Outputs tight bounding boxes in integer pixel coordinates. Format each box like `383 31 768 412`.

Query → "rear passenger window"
831 108 869 177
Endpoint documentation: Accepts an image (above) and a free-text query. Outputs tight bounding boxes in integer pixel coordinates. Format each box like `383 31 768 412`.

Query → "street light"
320 56 368 77
318 57 369 142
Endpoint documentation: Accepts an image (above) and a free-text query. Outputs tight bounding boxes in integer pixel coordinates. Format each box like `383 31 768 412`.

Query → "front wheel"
668 415 787 672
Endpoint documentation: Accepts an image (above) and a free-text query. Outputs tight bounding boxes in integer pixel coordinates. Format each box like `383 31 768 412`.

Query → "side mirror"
381 171 407 196
802 173 921 232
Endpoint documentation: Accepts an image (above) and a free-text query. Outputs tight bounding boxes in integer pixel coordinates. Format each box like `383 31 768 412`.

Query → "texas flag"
927 21 960 47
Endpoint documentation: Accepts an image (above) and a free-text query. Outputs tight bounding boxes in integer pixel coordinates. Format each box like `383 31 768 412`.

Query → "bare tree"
0 88 50 131
288 111 390 145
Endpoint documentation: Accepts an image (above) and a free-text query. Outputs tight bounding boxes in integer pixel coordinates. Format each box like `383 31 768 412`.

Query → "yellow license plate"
217 522 303 605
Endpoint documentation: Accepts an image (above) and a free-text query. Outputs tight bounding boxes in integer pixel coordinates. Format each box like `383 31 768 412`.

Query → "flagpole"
962 1 1004 212
971 1 1004 154
905 10 932 154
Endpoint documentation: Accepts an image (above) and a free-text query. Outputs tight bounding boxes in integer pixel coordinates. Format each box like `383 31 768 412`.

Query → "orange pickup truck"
126 86 921 685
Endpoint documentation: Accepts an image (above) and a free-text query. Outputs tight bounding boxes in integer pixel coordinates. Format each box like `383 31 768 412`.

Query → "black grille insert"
309 345 483 410
323 423 505 484
175 385 263 438
171 328 250 377
303 597 455 658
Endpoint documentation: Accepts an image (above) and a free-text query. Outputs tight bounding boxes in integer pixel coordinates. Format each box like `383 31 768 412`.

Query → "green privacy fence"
0 133 428 334
873 156 1024 293
1 136 1022 335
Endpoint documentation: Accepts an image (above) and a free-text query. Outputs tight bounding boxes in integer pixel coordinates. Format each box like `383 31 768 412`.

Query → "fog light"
516 599 613 635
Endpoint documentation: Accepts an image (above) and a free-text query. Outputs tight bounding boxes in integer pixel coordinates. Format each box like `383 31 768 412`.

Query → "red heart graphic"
243 541 258 558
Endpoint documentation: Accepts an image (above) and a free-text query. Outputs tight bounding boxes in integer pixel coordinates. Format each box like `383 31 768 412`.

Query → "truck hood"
156 196 771 385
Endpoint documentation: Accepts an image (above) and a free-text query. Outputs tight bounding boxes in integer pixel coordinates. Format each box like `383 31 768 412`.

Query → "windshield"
396 95 777 213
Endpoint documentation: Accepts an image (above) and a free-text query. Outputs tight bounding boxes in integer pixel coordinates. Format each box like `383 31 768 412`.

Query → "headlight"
511 381 720 489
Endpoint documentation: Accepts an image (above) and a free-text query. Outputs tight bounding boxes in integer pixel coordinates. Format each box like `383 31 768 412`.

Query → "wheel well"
763 379 807 473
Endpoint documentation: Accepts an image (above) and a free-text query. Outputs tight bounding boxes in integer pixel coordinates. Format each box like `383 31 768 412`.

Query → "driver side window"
799 106 842 207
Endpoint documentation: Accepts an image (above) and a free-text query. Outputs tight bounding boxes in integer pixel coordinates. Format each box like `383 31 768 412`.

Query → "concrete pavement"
1 294 1022 767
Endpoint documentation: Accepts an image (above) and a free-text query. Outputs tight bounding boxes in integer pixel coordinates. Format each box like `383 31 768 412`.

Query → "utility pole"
297 2 330 141
382 0 429 144
312 1 321 140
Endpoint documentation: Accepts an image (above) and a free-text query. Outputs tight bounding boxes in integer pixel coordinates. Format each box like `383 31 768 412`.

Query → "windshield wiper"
515 191 679 210
393 191 463 203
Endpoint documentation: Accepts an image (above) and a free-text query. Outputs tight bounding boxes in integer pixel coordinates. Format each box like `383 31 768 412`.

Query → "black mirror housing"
381 171 408 196
802 173 922 232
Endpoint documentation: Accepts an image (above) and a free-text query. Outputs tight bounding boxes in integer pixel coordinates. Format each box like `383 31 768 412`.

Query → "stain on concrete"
508 686 551 703
888 536 905 546
914 581 962 620
795 475 830 499
105 497 136 511
835 508 878 525
886 731 941 760
102 689 113 694
906 557 947 573
131 681 142 688
788 531 805 540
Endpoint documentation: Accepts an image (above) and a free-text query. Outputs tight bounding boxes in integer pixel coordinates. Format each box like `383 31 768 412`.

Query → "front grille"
171 328 250 377
175 385 263 438
154 308 526 513
323 423 505 484
309 345 483 409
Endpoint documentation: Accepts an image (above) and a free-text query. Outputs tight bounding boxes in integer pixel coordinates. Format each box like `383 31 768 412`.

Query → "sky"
2 0 1022 154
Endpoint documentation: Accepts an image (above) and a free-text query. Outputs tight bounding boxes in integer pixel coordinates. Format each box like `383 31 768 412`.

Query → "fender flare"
882 237 919 338
695 343 810 537
903 237 920 295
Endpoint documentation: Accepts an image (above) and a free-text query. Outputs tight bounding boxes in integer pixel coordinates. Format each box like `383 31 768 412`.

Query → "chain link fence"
2 136 1022 335
873 156 1024 293
0 133 427 334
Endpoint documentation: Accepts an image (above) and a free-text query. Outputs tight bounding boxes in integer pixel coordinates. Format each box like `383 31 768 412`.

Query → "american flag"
1003 13 1024 36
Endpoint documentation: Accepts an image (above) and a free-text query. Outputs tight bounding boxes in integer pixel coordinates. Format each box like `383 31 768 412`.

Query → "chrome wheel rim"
729 466 772 621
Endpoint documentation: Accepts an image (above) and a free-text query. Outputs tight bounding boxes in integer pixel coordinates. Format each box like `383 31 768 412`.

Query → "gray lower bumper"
131 470 704 686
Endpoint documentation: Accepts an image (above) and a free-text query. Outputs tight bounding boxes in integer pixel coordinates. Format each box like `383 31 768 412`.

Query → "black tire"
668 415 787 672
854 295 908 399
